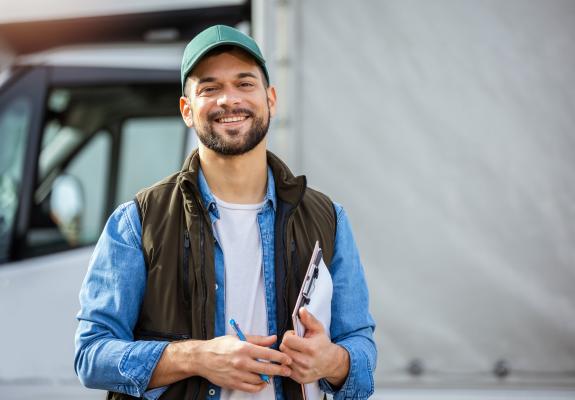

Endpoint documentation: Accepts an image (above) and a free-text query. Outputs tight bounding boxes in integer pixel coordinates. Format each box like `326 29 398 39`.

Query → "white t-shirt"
213 196 275 400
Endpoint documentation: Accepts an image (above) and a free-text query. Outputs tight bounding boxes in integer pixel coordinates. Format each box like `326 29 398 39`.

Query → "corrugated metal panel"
293 0 575 389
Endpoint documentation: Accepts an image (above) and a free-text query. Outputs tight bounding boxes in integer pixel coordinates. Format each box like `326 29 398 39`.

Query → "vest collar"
177 149 204 216
177 149 307 213
266 151 307 207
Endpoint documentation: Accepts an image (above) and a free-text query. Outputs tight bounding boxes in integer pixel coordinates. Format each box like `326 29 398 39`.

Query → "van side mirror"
49 174 84 245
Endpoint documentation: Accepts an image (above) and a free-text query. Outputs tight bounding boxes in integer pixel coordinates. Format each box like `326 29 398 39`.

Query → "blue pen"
229 319 270 384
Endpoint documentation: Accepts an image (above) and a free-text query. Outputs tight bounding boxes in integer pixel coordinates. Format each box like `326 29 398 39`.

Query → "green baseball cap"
180 25 269 94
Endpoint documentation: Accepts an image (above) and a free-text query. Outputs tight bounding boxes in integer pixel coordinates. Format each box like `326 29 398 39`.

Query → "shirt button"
208 388 216 396
215 283 219 290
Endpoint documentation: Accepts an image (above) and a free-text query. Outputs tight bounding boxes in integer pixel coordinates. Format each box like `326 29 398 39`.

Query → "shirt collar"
197 166 277 220
264 166 277 211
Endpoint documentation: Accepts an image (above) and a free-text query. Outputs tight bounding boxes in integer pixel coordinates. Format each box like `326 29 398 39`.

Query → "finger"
285 362 315 385
280 330 297 348
244 358 292 377
220 370 266 390
299 307 324 334
279 345 309 370
248 344 292 365
289 369 305 385
236 370 269 385
281 332 310 353
246 334 277 347
233 380 268 393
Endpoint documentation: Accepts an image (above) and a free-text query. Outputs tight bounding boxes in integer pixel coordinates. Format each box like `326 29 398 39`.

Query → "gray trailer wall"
266 0 575 389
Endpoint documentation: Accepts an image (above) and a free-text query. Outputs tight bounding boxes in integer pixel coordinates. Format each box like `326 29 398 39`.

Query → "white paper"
291 241 333 400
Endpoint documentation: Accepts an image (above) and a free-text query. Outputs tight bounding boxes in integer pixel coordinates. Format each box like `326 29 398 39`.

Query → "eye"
199 86 217 95
239 81 255 88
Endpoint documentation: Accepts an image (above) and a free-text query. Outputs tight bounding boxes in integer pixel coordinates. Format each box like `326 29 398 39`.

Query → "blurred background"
0 0 574 399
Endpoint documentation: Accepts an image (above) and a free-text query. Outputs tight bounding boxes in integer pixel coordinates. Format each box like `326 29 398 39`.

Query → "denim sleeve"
74 201 169 398
318 203 377 399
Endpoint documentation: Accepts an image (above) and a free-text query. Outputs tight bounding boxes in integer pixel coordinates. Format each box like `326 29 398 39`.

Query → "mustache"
208 108 255 122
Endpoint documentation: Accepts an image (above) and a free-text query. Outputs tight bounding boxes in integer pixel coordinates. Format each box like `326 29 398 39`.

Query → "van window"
22 84 185 259
0 97 31 261
115 117 186 205
25 125 111 256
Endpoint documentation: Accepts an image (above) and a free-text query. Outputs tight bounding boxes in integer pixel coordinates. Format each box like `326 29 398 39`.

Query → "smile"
215 115 249 123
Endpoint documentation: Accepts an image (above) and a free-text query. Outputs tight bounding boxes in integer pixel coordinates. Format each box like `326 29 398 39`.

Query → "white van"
0 3 246 398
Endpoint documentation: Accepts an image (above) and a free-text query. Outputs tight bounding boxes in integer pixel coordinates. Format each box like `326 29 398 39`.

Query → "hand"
280 308 350 386
196 334 292 393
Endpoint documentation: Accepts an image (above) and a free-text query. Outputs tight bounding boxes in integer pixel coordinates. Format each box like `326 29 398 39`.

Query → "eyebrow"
237 72 258 80
197 77 217 85
196 72 258 85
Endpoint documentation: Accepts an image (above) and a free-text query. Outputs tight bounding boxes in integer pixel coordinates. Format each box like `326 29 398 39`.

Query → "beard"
193 105 270 156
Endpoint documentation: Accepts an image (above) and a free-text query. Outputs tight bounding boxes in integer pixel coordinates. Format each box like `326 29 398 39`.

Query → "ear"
179 96 194 128
266 86 277 118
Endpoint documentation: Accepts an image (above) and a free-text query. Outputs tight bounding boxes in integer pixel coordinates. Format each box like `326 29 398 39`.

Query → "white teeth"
219 116 247 123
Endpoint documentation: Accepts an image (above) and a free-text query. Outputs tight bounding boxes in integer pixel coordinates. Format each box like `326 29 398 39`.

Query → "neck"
198 140 268 204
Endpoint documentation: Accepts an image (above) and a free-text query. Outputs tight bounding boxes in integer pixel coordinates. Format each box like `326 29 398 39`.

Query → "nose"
216 91 241 107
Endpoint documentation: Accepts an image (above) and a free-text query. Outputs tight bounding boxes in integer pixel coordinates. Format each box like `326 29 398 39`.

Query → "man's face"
181 49 276 156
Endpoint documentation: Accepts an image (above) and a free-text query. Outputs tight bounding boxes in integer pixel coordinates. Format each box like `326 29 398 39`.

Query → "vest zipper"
191 197 207 400
281 210 297 335
199 211 207 340
291 239 301 290
183 230 191 308
287 184 307 338
189 191 209 341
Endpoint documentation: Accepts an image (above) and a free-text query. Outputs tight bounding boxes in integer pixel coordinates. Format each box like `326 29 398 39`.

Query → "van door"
0 67 47 264
0 65 188 398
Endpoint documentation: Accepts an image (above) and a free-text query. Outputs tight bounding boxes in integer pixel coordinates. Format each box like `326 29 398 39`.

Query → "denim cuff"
319 339 375 400
117 340 169 397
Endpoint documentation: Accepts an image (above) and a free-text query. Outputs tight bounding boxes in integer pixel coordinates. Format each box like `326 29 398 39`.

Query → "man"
75 25 376 400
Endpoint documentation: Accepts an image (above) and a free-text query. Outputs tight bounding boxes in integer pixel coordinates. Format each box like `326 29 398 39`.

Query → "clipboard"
291 241 333 400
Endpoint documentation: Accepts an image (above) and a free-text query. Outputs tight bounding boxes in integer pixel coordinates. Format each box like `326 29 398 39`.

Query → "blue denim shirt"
75 168 377 399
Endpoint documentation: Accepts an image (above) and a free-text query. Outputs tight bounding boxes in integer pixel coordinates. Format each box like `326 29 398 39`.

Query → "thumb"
246 334 277 347
299 307 324 334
